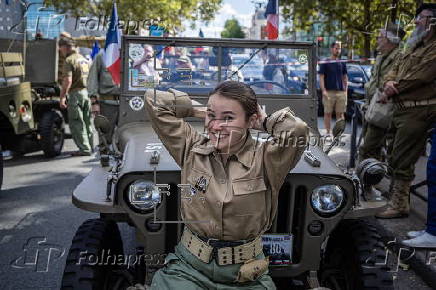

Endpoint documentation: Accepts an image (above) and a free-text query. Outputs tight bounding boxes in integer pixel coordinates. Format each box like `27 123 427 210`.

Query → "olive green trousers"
67 89 93 153
388 104 436 181
358 122 395 164
150 243 276 290
96 99 118 154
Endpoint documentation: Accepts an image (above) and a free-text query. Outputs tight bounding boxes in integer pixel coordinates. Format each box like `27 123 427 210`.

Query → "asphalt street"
0 118 432 290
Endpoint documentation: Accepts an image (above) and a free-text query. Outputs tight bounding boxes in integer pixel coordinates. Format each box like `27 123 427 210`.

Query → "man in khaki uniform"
57 32 72 88
87 51 120 162
142 82 308 289
377 3 436 218
59 38 93 156
358 24 405 163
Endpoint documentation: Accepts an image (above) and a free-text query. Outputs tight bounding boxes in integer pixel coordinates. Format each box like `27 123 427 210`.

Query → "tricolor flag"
104 2 122 85
265 0 279 40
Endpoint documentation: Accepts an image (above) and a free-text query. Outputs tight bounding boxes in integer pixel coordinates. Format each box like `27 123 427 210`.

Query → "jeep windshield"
123 37 314 96
121 37 318 131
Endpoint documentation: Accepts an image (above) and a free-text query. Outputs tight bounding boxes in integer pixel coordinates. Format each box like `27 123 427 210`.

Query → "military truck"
61 37 393 290
0 39 66 159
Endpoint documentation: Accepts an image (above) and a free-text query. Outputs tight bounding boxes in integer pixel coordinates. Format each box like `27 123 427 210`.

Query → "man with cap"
376 3 436 219
59 38 94 156
358 23 405 164
58 31 72 88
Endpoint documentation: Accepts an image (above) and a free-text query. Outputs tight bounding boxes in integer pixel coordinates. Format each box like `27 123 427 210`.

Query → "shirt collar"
191 133 258 168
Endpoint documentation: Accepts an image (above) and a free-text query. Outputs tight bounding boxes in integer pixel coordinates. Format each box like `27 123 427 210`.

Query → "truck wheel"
39 110 64 157
320 219 394 290
61 219 126 290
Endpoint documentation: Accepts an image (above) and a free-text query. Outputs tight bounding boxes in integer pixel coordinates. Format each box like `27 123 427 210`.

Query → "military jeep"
0 39 66 160
61 37 393 290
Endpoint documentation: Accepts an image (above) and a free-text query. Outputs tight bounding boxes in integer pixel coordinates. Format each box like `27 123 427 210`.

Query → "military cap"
416 3 436 16
60 31 72 38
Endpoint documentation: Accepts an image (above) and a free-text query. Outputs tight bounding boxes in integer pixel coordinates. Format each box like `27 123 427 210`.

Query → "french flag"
265 0 279 40
104 3 122 85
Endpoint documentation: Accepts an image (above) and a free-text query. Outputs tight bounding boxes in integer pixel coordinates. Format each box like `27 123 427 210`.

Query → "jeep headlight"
128 180 161 211
311 185 344 215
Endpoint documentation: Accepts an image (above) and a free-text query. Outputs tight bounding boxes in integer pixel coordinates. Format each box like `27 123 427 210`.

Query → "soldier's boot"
376 179 411 219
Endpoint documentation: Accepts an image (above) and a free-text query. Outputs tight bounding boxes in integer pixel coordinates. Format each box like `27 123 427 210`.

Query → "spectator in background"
376 3 436 219
402 124 436 247
87 51 120 165
58 31 72 88
318 41 348 135
132 44 162 78
59 38 93 156
358 24 405 164
263 53 287 93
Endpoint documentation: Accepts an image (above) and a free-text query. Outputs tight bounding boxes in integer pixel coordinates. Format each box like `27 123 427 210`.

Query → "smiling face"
206 94 255 153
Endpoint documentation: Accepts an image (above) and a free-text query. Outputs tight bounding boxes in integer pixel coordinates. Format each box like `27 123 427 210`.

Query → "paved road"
0 118 431 289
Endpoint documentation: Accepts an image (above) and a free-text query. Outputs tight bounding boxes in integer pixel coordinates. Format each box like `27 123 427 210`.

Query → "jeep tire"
61 219 124 290
39 110 64 158
320 219 394 290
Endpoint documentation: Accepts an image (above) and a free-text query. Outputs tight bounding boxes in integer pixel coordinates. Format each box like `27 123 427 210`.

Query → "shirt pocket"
232 176 267 196
232 176 267 216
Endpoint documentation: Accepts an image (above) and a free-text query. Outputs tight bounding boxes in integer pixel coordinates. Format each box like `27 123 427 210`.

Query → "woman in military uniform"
144 81 308 289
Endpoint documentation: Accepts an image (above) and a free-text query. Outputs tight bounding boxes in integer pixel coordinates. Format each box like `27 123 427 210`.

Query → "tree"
280 0 418 58
221 18 246 38
44 0 222 33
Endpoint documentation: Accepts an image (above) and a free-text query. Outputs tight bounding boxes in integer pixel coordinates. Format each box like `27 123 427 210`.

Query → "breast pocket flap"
232 177 267 196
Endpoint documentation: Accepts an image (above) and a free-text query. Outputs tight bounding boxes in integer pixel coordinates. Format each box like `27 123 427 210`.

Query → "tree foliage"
44 0 222 33
220 18 246 38
280 0 424 58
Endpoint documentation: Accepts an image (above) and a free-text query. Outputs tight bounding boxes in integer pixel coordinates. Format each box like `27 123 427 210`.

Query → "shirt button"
216 201 221 207
247 185 253 191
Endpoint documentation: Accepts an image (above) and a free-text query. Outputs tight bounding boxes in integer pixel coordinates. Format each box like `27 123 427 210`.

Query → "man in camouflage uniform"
358 24 405 163
87 51 120 163
377 3 436 218
59 38 93 156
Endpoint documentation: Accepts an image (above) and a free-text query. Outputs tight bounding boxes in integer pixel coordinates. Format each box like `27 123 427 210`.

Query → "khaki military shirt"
87 52 120 96
144 89 308 241
58 52 66 86
63 51 90 90
384 34 436 102
365 47 401 101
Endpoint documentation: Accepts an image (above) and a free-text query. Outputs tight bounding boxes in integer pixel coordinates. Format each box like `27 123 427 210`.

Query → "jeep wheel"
39 110 64 157
320 219 394 290
61 219 129 290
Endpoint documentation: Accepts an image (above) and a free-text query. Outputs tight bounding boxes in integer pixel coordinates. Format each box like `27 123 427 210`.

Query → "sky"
181 0 260 38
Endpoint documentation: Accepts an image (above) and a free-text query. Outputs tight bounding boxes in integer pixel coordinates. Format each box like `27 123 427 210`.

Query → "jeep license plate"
261 234 293 265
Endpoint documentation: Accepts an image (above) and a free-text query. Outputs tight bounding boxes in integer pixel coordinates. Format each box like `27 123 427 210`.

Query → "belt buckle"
206 237 219 245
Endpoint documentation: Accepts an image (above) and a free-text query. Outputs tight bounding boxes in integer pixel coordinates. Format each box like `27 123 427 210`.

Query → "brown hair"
209 81 258 120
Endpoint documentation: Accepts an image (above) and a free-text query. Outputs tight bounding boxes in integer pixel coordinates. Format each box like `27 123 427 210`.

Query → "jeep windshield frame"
119 36 319 131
